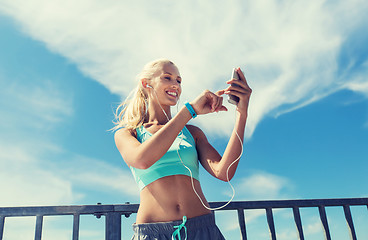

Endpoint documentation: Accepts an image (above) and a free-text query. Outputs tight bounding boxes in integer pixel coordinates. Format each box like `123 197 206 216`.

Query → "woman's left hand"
218 68 252 115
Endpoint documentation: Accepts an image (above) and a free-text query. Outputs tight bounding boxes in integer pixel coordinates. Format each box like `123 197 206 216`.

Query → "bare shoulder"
114 128 137 144
113 127 142 167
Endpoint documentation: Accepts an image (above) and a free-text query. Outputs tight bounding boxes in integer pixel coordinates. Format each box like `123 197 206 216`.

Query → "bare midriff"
135 175 211 223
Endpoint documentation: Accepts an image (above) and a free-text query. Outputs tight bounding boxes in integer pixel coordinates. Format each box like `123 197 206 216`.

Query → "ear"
141 78 150 88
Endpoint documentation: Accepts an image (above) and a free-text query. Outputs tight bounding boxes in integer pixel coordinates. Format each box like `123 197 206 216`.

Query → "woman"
113 59 251 239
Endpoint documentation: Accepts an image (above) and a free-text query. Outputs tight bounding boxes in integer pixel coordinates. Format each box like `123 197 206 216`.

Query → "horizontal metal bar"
0 198 367 218
0 203 139 217
209 198 368 210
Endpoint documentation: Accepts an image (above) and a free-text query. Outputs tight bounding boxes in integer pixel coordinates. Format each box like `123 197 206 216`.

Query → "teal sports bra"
130 125 200 190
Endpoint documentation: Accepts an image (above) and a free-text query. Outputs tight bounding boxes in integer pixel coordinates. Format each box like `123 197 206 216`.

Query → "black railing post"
0 216 4 240
105 212 121 240
266 208 277 240
34 215 43 240
343 205 357 240
237 209 247 240
72 214 80 240
318 206 331 240
292 207 305 240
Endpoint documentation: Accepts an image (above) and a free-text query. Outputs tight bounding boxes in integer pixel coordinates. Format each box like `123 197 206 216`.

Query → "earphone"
144 82 153 89
148 83 243 211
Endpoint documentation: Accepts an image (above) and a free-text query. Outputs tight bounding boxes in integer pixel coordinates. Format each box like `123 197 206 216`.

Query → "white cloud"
0 75 138 207
304 219 323 236
0 142 75 207
0 133 138 207
236 172 294 200
1 0 368 138
0 79 76 206
57 154 139 198
217 208 266 233
0 79 73 133
0 141 136 238
347 81 368 95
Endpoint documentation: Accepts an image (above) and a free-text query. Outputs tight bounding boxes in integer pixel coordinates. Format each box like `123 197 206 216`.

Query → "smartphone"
228 68 239 105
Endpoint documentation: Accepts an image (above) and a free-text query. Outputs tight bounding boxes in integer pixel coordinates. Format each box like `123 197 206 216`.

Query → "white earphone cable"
177 127 243 211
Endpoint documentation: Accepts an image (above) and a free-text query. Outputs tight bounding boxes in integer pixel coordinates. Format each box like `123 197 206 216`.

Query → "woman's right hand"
190 90 228 115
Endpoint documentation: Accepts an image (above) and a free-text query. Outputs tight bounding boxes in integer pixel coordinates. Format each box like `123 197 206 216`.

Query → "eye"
177 79 182 84
164 76 171 80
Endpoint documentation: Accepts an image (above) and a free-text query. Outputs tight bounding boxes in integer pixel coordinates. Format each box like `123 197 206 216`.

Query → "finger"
217 105 228 112
207 92 218 112
225 89 251 100
226 83 251 94
214 96 223 112
227 78 248 89
216 89 226 96
216 97 227 112
236 68 250 88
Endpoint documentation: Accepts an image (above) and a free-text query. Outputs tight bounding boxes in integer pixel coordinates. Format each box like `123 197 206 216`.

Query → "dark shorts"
131 213 225 240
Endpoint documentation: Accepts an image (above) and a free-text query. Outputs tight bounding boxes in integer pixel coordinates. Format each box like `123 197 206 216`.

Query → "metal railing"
0 197 367 240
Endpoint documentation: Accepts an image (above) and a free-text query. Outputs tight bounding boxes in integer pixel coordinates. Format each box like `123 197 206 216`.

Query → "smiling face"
147 62 182 106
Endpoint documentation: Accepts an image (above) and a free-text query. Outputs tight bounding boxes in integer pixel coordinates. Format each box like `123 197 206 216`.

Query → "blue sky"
0 0 367 239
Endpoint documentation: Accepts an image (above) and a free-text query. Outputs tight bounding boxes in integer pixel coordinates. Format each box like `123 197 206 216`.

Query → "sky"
0 0 367 239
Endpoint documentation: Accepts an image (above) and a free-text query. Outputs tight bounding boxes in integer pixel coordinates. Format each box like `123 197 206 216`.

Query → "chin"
169 102 178 106
168 100 179 106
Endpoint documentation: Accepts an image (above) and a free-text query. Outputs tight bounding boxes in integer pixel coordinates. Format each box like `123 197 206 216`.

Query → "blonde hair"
112 58 175 131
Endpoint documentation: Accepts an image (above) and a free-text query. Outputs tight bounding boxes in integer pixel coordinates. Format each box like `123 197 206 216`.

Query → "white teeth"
167 91 177 96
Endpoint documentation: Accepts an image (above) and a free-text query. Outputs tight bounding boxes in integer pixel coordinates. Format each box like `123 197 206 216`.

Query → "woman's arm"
114 107 192 169
192 68 252 181
188 114 245 181
115 90 228 169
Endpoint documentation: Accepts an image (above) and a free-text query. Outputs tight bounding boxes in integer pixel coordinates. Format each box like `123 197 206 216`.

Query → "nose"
172 82 180 89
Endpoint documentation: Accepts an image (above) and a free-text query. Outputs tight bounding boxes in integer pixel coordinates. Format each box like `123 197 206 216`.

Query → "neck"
146 101 172 125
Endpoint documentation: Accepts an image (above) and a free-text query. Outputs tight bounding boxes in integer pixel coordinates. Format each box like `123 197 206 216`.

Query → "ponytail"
112 58 175 131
